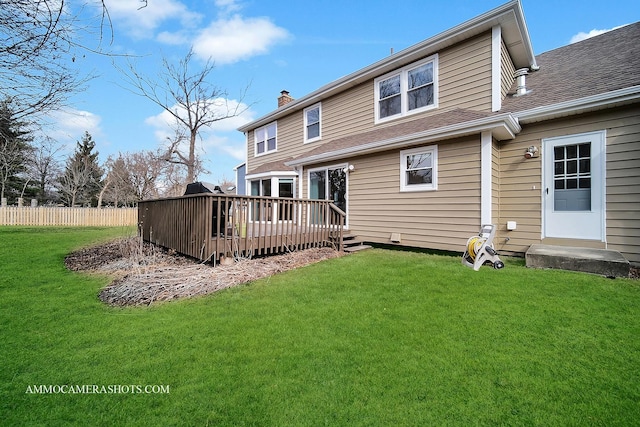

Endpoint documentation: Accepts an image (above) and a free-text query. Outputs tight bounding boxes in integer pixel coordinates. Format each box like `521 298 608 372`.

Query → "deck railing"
138 194 345 262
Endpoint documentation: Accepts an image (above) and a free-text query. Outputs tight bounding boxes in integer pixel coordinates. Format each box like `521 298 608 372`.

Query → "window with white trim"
400 146 438 192
255 122 277 156
375 55 438 123
304 103 321 143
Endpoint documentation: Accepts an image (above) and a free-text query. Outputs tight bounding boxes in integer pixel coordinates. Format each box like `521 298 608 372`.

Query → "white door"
543 131 605 241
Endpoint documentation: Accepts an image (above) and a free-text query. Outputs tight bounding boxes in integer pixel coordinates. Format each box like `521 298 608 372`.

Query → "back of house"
238 0 640 263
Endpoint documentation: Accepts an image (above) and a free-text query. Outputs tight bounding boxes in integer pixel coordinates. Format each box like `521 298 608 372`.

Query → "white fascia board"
515 86 640 123
245 170 299 180
285 114 520 168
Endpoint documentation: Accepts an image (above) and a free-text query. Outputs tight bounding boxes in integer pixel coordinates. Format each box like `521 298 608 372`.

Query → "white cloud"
201 135 247 161
215 0 244 15
569 25 627 44
103 0 201 38
192 15 290 64
144 98 255 160
156 30 189 45
44 109 104 151
102 1 288 63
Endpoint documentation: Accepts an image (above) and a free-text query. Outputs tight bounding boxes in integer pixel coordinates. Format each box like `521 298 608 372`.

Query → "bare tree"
0 1 114 121
57 158 93 207
160 162 190 197
126 150 167 201
121 49 248 183
99 150 170 206
27 136 64 204
0 137 28 202
0 99 32 202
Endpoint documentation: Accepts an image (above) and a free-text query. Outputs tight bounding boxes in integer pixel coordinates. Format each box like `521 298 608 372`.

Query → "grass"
1 226 639 426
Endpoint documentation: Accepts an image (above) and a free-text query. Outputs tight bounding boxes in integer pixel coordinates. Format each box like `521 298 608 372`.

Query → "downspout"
481 131 493 225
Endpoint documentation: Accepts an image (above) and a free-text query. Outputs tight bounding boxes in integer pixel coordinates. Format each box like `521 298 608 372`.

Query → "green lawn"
1 227 639 426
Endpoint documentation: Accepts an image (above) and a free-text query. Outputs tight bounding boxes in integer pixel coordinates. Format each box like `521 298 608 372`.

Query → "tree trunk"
97 175 111 209
187 131 197 183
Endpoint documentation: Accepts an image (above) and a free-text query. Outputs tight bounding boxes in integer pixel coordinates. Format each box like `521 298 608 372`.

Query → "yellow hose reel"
462 224 505 270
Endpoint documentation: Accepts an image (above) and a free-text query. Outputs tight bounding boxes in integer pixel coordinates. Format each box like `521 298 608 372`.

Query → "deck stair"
340 233 372 253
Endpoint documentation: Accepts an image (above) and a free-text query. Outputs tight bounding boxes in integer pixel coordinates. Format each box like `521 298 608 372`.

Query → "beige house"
238 0 640 263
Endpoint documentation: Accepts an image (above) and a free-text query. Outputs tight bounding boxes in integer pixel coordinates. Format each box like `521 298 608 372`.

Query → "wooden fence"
139 194 345 262
0 207 138 226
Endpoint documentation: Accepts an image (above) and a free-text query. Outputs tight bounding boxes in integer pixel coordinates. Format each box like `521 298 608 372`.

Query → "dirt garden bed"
65 237 344 306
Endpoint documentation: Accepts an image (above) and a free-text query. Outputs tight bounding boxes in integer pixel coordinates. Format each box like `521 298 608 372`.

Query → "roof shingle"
501 22 640 113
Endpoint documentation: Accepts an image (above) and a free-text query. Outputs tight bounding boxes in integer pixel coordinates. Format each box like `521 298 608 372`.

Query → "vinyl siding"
497 105 640 262
247 32 493 173
320 82 373 143
439 31 492 111
500 38 516 99
345 136 482 252
606 108 640 262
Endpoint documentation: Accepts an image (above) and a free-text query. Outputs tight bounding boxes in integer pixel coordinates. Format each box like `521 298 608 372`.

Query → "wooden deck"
138 194 345 262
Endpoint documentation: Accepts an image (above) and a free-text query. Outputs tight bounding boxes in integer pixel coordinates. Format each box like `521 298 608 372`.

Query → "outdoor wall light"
524 145 539 159
343 164 355 173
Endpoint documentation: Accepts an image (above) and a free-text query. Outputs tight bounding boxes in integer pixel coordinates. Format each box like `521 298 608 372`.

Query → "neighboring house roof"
238 0 534 133
504 22 640 121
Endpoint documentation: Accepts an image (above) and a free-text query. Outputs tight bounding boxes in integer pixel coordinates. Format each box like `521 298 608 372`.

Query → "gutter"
514 86 640 123
285 113 521 167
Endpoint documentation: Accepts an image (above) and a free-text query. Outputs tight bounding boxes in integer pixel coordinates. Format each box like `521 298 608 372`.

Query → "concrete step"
344 244 373 253
525 244 630 278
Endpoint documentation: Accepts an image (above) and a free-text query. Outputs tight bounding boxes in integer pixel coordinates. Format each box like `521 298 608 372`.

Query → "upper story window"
400 145 438 192
375 55 438 123
304 103 322 143
255 122 277 156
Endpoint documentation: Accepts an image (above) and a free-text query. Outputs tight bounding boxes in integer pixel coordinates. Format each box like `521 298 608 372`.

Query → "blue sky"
48 0 639 184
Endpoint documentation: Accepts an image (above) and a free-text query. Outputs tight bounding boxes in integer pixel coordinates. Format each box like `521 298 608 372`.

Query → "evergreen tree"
57 131 103 206
0 99 32 204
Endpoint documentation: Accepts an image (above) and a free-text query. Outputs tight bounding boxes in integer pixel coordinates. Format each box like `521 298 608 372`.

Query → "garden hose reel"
462 224 505 270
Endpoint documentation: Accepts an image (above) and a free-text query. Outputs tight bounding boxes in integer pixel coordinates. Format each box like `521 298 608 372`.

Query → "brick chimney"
278 90 294 107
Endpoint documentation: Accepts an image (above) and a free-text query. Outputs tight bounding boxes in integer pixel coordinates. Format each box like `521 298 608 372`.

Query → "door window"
553 143 591 211
309 166 347 224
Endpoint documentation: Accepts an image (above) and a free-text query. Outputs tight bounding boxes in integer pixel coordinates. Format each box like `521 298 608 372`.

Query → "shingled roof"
502 22 640 113
299 108 492 157
285 109 521 167
247 158 296 175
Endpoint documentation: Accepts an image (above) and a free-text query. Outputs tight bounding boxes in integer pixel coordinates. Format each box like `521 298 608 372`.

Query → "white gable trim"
491 25 502 112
